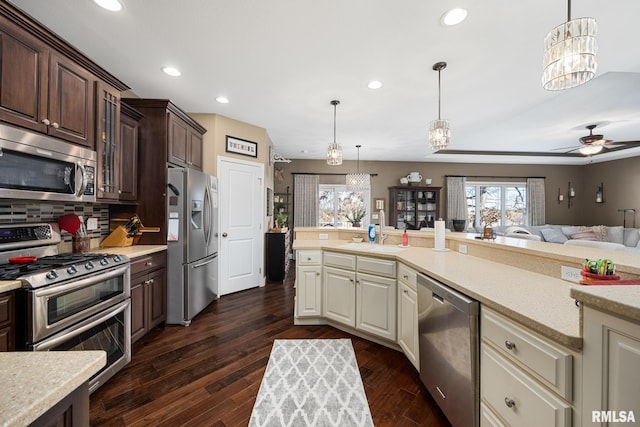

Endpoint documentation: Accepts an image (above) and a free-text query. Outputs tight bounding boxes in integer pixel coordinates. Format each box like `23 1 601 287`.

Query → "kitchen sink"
339 242 407 253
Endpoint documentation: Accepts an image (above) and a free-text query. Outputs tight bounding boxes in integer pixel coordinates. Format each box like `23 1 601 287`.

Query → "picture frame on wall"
226 135 258 158
374 198 385 211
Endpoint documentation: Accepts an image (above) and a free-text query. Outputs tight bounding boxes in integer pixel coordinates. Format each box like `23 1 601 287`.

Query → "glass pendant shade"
429 119 451 150
346 145 370 190
429 62 450 151
326 100 343 165
346 173 370 191
327 141 342 165
578 144 603 155
542 16 597 91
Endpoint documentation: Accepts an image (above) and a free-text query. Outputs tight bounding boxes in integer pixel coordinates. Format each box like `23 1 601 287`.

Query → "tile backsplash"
0 201 109 242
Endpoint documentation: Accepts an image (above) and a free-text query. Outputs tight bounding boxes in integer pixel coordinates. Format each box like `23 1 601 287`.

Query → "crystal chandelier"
326 100 343 165
346 145 370 190
542 0 597 91
429 62 450 150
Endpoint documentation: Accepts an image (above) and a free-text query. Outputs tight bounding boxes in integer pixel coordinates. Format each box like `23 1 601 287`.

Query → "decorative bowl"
352 236 364 243
452 220 466 232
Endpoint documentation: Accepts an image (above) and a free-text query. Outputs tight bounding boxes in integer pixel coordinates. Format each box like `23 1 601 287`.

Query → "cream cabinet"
323 252 397 341
480 307 577 427
582 305 640 425
397 263 419 370
295 250 322 317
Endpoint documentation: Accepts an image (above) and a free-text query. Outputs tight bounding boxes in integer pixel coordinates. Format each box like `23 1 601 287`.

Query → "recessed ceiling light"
92 0 123 12
162 66 182 77
441 8 468 26
215 96 230 104
368 80 383 89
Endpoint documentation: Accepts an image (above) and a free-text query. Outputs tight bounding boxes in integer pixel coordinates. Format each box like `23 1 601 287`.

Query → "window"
466 182 527 229
319 184 370 228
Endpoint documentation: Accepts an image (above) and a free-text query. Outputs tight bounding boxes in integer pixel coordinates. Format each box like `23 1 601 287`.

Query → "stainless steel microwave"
0 124 96 202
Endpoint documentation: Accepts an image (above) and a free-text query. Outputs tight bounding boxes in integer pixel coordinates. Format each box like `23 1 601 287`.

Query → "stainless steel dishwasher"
417 273 479 427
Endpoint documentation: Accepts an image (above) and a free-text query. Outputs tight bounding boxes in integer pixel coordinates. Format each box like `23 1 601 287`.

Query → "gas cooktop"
0 252 129 288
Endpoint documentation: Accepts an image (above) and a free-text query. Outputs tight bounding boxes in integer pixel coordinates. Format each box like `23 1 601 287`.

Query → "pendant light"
346 145 370 191
429 62 450 151
542 0 597 91
326 100 343 165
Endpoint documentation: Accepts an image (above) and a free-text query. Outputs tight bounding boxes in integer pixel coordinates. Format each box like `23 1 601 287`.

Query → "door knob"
222 232 228 237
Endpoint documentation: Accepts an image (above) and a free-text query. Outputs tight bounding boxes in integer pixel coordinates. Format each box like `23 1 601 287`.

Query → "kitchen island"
0 351 105 426
293 227 640 426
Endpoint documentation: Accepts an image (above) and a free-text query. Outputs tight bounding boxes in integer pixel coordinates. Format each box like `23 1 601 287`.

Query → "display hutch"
389 186 441 229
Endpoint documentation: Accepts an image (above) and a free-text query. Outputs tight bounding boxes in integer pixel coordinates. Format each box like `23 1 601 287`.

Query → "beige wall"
190 113 275 228
581 156 640 227
273 158 640 227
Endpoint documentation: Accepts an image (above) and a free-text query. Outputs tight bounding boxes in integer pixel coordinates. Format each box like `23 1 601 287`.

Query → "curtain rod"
445 175 545 179
292 172 378 177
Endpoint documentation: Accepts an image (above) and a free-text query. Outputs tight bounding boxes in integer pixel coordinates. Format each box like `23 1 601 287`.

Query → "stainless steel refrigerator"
166 167 219 325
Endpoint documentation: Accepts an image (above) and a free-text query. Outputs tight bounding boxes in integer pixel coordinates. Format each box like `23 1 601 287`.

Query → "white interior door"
218 156 264 295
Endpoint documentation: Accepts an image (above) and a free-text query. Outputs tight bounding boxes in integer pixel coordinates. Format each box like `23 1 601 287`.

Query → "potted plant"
345 208 366 228
275 213 288 231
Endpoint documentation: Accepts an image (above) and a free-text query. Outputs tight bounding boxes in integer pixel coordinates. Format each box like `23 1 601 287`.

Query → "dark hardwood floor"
90 267 451 426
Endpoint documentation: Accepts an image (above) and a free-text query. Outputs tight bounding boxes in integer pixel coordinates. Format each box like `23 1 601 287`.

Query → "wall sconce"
567 182 576 208
596 182 604 203
557 188 564 203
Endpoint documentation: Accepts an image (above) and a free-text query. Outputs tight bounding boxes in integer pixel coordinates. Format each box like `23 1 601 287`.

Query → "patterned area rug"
249 339 374 427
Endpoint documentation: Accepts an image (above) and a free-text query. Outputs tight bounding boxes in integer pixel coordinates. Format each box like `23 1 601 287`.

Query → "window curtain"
293 174 319 228
527 178 545 226
446 176 466 228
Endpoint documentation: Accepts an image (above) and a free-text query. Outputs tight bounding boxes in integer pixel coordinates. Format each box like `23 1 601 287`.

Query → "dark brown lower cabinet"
130 251 166 344
29 382 89 427
0 291 14 352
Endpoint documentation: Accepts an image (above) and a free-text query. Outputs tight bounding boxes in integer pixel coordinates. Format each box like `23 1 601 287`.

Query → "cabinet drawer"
324 251 356 270
481 308 572 400
481 345 571 427
357 256 396 278
397 263 417 289
297 250 322 266
480 402 507 427
131 251 167 276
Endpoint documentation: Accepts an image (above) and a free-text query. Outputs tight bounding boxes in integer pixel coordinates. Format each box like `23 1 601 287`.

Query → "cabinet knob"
222 232 228 237
52 122 59 129
307 257 312 261
118 190 122 194
316 272 320 276
148 278 154 284
403 274 409 280
42 118 51 125
145 262 153 267
403 289 408 294
504 397 516 408
349 278 354 283
504 340 516 351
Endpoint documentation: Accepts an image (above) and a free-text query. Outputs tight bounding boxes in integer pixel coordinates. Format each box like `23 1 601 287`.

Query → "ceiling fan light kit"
542 0 597 91
429 61 451 150
326 100 343 165
346 145 370 191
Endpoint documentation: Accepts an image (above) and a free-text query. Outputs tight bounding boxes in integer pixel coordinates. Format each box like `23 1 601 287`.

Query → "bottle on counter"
368 224 376 243
402 229 409 246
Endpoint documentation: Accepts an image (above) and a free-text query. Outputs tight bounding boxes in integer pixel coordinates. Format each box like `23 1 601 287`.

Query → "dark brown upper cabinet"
0 2 128 150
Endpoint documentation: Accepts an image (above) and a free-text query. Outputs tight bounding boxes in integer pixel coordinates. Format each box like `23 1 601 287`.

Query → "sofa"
485 224 640 253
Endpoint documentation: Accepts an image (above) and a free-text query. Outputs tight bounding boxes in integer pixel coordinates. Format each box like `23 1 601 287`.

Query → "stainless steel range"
0 222 131 393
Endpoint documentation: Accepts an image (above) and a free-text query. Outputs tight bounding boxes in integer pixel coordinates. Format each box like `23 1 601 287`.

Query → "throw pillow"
624 229 640 247
541 228 568 243
591 225 608 242
607 226 624 244
561 226 587 238
569 229 598 241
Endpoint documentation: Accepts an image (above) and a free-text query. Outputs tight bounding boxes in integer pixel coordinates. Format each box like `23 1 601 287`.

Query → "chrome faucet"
379 209 387 245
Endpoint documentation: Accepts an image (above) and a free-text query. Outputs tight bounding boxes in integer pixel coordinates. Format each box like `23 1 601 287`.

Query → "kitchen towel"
434 219 446 251
249 339 373 427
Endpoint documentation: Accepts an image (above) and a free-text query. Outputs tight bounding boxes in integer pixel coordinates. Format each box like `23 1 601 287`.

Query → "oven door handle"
33 299 129 351
35 264 130 298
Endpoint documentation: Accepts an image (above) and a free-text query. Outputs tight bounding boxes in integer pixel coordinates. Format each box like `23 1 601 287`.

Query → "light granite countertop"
571 285 640 323
294 239 585 349
0 245 167 294
0 351 105 427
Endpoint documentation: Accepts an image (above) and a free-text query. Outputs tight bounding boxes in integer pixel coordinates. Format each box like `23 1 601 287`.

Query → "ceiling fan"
560 124 640 155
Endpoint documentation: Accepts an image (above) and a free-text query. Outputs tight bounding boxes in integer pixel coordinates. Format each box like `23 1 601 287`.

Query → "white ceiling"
10 0 640 165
